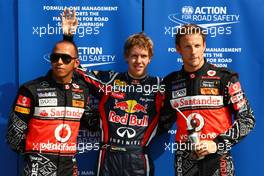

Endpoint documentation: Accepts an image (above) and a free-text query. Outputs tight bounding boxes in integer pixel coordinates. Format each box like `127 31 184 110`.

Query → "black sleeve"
6 86 34 153
63 34 74 42
157 78 177 134
74 68 118 98
81 95 100 132
213 74 255 154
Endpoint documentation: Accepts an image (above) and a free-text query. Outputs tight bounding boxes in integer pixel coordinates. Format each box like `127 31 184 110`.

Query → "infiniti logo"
116 127 136 138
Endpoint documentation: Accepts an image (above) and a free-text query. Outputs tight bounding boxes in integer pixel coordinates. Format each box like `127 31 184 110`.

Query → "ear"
124 54 129 63
202 42 206 52
74 59 80 69
176 45 181 54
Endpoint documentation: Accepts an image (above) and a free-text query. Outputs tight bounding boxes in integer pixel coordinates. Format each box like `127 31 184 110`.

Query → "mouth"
190 57 199 62
134 65 143 71
190 56 198 60
54 67 65 71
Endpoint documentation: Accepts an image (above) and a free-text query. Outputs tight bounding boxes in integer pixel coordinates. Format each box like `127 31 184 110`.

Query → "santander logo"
34 107 84 119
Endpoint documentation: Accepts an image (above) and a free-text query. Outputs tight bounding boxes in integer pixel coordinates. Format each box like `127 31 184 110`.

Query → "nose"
190 46 197 55
56 57 64 64
135 56 142 63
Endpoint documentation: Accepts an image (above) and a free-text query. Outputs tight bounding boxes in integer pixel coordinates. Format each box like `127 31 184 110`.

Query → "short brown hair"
175 24 206 46
124 32 154 58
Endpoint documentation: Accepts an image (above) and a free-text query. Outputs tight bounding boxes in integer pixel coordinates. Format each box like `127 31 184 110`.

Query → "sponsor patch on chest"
39 98 58 106
172 88 187 98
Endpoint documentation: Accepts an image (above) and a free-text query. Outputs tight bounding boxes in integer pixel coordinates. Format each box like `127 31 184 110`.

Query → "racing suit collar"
125 72 149 84
181 60 210 79
46 70 74 90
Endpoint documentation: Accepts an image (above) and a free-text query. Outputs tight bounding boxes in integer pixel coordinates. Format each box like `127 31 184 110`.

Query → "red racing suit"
159 62 255 176
76 69 164 176
6 70 91 176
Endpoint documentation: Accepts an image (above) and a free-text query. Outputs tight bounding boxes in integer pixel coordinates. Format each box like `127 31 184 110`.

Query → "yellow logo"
200 88 219 95
114 79 127 86
72 100 84 108
15 106 30 114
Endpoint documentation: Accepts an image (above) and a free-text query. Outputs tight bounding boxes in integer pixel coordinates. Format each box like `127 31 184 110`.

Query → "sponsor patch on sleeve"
16 95 31 107
233 99 246 110
228 82 241 96
230 92 244 103
15 106 30 114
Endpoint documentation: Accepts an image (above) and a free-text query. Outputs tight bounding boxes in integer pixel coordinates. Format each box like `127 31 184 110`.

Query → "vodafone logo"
207 70 216 76
54 124 72 142
228 82 241 96
186 113 205 131
22 97 27 104
16 95 31 107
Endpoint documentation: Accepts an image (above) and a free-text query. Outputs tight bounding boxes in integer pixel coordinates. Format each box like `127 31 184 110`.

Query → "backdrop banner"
0 0 263 175
145 0 263 175
0 0 19 175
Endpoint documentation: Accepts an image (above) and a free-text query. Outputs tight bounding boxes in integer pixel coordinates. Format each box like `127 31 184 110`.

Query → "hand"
61 8 78 35
195 140 217 157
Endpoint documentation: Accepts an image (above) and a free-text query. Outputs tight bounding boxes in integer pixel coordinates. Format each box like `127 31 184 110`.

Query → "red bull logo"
114 100 147 113
109 110 149 127
114 101 129 111
111 100 148 127
109 111 128 125
129 115 148 126
132 103 147 113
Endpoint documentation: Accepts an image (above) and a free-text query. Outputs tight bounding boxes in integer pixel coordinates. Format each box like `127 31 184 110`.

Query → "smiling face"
176 33 206 72
51 41 80 83
126 46 151 78
124 33 154 78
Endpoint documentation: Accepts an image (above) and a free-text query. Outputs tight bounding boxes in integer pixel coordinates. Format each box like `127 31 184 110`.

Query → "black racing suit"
76 69 164 176
159 62 255 176
6 70 91 176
